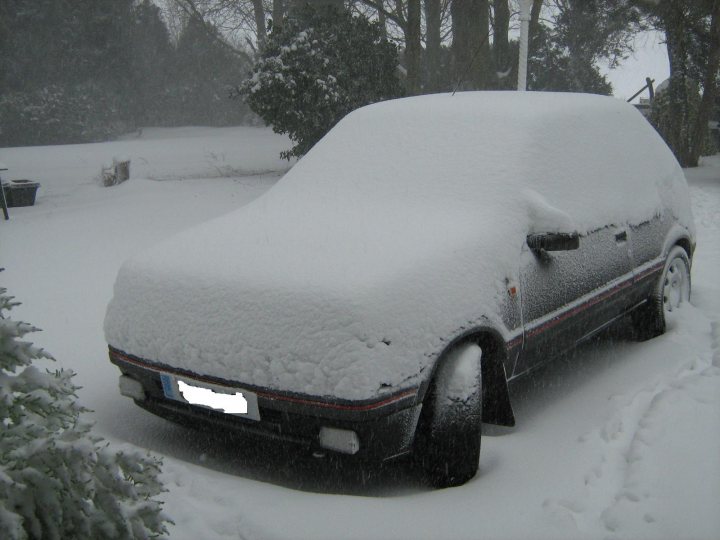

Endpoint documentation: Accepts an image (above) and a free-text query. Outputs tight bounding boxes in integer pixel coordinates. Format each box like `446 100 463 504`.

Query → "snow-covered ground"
1 127 718 540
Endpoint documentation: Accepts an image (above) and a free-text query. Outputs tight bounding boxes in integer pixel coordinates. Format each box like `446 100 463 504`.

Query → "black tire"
631 245 691 341
414 343 482 488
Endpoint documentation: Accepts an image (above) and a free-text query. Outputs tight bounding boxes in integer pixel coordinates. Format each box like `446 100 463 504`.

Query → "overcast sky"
601 30 670 103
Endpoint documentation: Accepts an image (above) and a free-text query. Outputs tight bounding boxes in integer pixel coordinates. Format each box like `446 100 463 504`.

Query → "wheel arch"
673 236 693 261
661 224 695 264
421 326 516 428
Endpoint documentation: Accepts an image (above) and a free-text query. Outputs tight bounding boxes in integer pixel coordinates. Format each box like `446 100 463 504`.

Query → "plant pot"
2 180 40 207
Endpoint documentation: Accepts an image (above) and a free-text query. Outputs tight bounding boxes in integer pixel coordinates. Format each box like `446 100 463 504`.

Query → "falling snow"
0 127 718 540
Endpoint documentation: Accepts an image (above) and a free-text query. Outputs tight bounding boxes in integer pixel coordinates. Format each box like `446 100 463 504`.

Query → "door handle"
615 230 628 242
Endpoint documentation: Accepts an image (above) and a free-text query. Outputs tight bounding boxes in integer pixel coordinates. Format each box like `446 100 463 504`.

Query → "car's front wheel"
632 245 691 340
414 342 482 488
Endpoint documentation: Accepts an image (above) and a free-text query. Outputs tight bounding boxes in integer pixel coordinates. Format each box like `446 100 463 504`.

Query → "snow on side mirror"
527 232 580 251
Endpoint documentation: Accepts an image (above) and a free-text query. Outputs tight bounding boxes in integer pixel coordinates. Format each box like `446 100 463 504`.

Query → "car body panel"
515 224 635 374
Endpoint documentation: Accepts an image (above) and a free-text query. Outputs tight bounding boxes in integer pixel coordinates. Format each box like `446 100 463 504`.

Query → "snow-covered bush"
237 6 403 159
0 283 170 539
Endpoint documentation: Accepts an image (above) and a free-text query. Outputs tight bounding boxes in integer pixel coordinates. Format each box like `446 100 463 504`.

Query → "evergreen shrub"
0 281 171 539
238 6 404 159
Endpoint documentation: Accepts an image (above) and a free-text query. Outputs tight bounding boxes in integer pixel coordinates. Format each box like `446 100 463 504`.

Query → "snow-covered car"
105 92 695 487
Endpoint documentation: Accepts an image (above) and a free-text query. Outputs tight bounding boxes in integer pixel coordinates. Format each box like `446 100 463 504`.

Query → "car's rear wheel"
414 342 482 488
632 245 691 341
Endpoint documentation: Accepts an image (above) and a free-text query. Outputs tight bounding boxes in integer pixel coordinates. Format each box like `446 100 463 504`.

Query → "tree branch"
359 0 407 30
172 0 251 60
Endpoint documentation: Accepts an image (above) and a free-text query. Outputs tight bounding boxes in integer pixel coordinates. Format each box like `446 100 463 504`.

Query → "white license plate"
160 373 260 421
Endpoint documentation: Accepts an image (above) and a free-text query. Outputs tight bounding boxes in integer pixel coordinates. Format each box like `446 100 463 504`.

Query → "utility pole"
517 0 532 91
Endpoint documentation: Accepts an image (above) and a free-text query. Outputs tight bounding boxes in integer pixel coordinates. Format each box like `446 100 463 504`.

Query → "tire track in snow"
542 306 720 539
598 363 720 538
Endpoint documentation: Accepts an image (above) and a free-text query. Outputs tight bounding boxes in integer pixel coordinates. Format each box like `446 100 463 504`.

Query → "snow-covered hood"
104 199 515 399
105 92 693 400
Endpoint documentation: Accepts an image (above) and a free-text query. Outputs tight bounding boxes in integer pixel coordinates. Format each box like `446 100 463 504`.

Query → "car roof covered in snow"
272 91 690 235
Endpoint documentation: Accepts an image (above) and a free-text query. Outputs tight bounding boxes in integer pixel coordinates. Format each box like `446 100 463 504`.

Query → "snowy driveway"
0 130 718 540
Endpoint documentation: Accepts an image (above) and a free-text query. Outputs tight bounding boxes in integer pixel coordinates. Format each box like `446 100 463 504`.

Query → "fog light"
318 427 360 455
119 375 145 401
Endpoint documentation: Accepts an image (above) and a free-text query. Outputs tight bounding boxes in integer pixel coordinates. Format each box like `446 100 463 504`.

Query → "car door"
628 211 675 301
513 224 634 377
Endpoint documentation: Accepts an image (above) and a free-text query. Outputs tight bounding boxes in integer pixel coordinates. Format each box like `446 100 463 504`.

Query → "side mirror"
527 232 580 252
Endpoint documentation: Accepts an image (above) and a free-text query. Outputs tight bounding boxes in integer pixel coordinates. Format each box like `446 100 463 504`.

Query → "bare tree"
357 0 453 92
493 0 511 78
273 0 286 29
425 0 442 91
168 0 284 53
252 0 267 48
691 3 720 165
640 0 720 166
406 0 422 93
530 0 543 35
451 0 491 90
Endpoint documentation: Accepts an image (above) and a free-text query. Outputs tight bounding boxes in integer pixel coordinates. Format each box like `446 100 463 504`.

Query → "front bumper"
109 347 422 461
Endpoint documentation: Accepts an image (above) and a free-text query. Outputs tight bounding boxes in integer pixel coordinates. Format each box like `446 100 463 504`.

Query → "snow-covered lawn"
1 128 718 540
